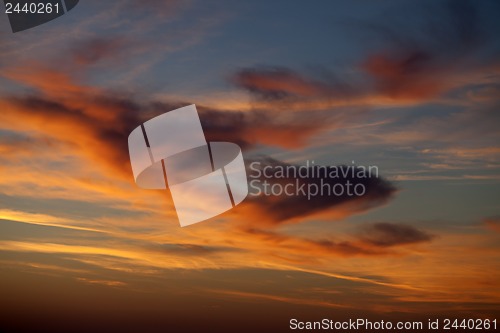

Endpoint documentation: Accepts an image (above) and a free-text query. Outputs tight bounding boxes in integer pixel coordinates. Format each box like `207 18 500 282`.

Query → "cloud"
358 223 435 247
240 221 434 259
361 0 498 101
0 92 140 180
232 67 345 101
0 209 104 233
1 65 180 181
0 61 364 185
237 156 396 226
0 64 394 237
76 277 127 288
0 66 180 227
0 62 380 243
241 227 385 257
232 66 369 110
198 106 348 149
233 1 499 107
3 63 97 96
301 238 386 256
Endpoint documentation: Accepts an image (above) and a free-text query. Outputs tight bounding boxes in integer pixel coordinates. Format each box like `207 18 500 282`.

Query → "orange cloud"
0 66 141 181
362 52 449 100
3 63 97 97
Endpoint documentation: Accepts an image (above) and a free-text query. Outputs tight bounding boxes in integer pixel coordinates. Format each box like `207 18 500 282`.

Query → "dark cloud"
242 228 385 257
358 223 434 247
242 222 433 258
238 156 396 225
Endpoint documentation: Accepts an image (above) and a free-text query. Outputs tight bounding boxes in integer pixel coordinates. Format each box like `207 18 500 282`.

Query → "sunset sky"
0 1 499 332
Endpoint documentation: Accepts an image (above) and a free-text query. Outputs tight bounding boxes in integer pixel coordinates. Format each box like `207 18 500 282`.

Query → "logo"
4 0 80 33
128 104 248 227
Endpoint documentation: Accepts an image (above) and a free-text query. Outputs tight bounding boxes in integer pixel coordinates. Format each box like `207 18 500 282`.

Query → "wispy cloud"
358 223 434 247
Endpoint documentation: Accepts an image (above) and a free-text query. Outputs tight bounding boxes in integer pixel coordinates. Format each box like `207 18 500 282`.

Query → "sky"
0 1 499 332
